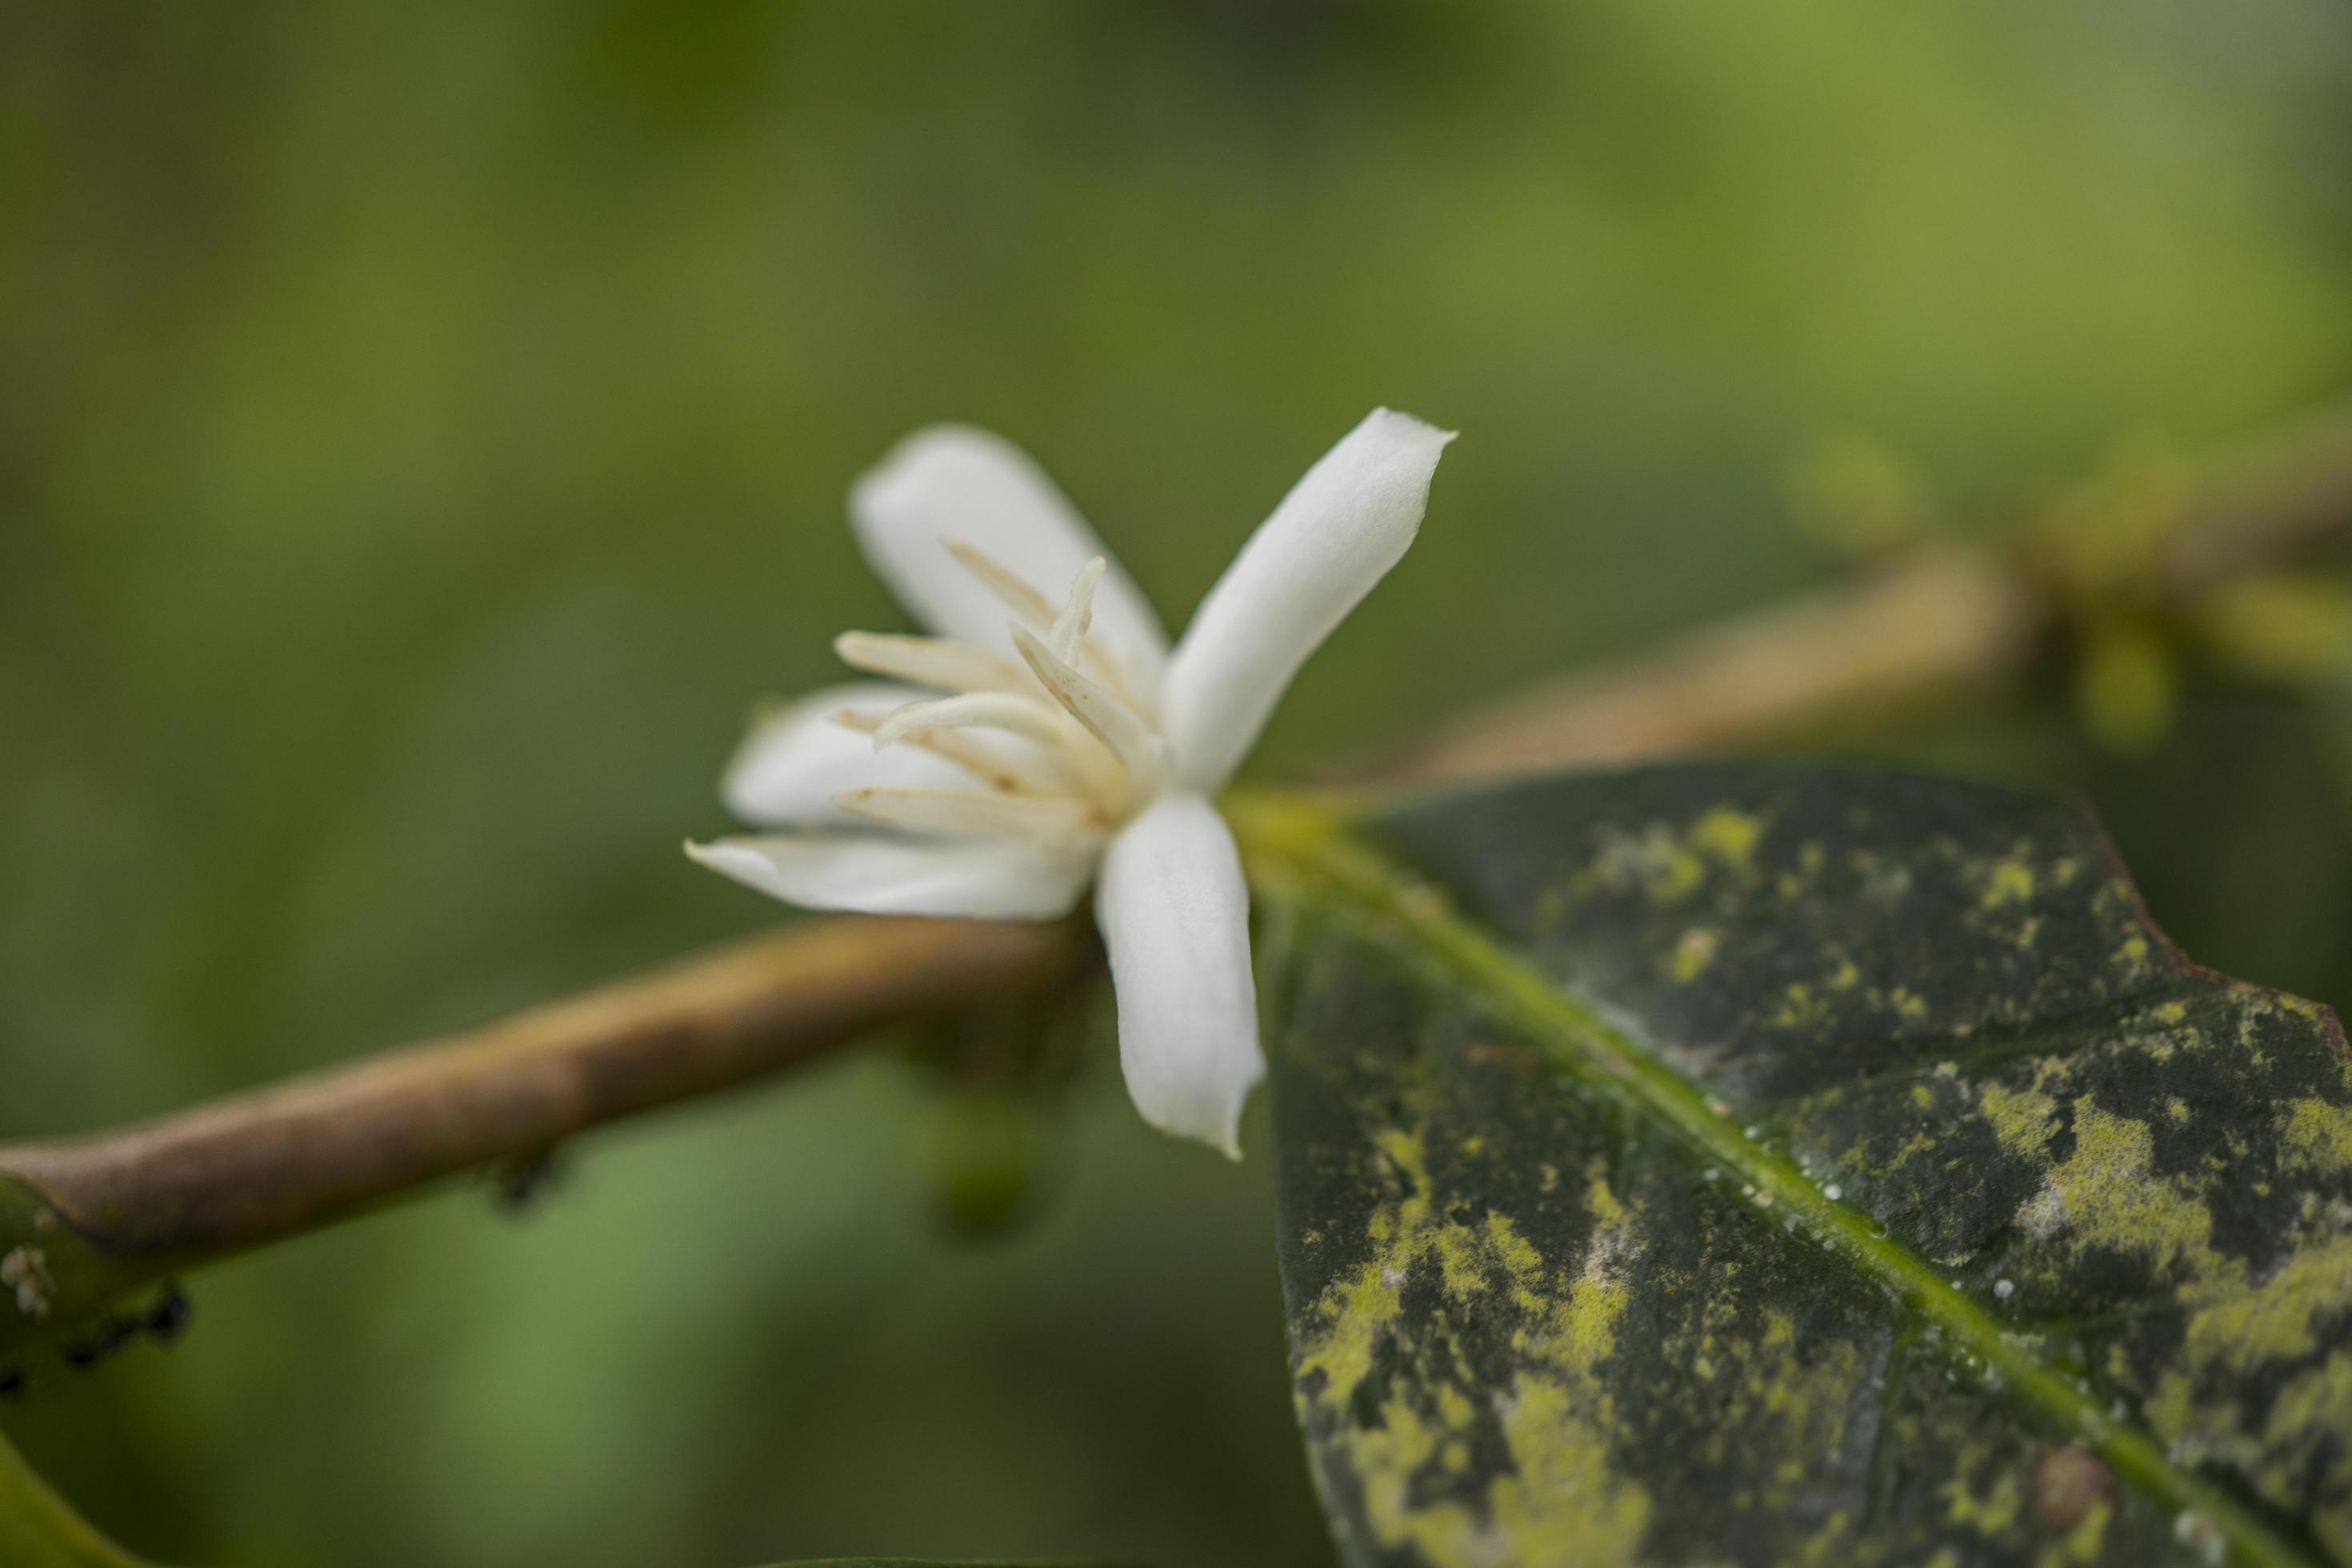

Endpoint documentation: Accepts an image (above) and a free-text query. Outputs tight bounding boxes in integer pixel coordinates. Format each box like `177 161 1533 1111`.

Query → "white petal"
850 426 1169 674
1094 793 1262 1158
1161 409 1454 791
722 683 974 828
687 833 1094 919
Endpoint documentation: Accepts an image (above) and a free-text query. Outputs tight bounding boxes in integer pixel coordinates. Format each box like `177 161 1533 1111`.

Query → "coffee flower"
690 409 1453 1155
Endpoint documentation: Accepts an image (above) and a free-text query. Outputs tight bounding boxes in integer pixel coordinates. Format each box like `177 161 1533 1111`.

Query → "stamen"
834 631 1029 694
830 709 1061 796
945 541 1058 630
871 691 1078 754
1010 625 1166 800
835 786 1107 852
941 540 1151 713
1078 642 1150 716
871 690 1128 799
1050 557 1106 665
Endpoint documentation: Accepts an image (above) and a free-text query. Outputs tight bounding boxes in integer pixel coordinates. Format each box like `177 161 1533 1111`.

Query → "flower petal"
722 682 976 829
686 832 1094 919
850 426 1169 675
1094 793 1262 1158
1161 409 1454 791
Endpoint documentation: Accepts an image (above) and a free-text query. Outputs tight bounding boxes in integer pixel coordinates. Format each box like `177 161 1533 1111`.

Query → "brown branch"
2163 396 2352 592
1370 400 2352 789
4 398 2351 1356
1364 546 2040 787
0 917 1079 1354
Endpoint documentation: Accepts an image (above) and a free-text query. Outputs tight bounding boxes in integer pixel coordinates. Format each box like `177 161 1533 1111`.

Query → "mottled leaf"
1238 765 2352 1567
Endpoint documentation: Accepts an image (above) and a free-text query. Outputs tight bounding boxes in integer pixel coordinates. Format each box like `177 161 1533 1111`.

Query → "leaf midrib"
1230 793 2318 1568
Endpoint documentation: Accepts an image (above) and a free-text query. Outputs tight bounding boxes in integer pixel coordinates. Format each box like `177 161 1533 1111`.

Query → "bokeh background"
6 2 2352 1564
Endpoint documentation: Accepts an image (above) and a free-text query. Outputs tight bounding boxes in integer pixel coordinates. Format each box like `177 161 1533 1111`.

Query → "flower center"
825 546 1170 855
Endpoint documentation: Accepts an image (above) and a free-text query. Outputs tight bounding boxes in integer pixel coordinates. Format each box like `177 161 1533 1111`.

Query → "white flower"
689 408 1454 1156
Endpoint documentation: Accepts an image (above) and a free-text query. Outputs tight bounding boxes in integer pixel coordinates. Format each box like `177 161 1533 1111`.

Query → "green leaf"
1237 766 2352 1567
0 1430 150 1568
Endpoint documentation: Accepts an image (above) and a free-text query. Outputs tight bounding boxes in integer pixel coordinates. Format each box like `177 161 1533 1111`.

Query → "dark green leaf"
0 1430 150 1567
1239 766 2352 1567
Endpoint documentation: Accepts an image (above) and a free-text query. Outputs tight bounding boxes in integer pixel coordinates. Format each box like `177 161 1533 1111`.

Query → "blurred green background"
5 2 2352 1563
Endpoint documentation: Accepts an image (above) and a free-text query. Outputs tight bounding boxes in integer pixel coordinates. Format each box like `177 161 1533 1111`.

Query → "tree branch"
2162 396 2352 593
1364 546 2038 786
0 918 1078 1357
1374 398 2352 788
5 400 2351 1358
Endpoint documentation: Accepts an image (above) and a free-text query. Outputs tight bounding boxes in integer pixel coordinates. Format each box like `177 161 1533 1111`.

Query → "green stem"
1229 790 2314 1568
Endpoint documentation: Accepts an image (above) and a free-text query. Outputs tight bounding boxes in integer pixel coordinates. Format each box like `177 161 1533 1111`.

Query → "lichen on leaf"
1250 764 2352 1568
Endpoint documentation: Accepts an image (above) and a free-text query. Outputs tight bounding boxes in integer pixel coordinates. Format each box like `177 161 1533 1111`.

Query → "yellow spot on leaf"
1985 857 2038 909
2279 1098 2352 1174
1978 1067 2064 1163
1944 1468 2024 1534
1692 806 1763 872
1671 927 1719 982
1294 1124 1659 1568
2026 1101 2225 1279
